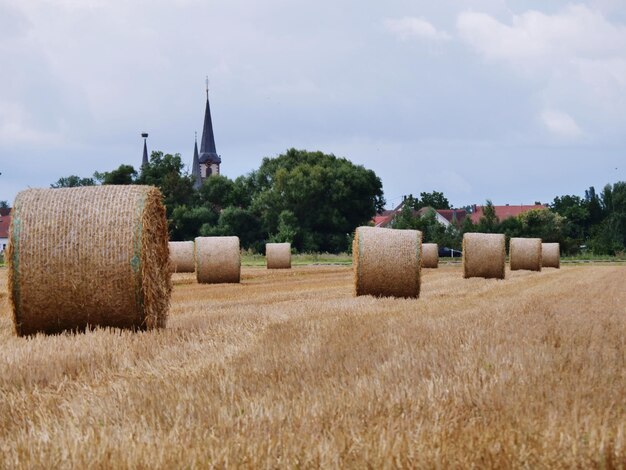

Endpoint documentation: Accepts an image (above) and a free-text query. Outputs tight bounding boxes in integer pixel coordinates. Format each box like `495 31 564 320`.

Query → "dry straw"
422 243 439 269
510 237 542 271
542 242 560 269
266 242 291 269
353 226 422 298
195 236 241 283
169 241 195 273
7 185 171 336
462 233 506 279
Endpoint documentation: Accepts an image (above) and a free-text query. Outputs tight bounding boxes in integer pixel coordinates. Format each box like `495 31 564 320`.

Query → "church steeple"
141 133 149 168
192 132 202 190
198 77 221 170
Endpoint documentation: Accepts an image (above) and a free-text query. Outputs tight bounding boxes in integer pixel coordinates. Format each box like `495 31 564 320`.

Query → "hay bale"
462 233 506 279
266 242 291 269
353 226 422 298
422 243 439 268
7 186 171 336
510 237 542 271
542 242 560 268
195 236 241 283
169 241 195 273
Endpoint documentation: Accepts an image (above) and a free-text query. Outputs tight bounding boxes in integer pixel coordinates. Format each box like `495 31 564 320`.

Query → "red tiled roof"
470 205 547 224
435 209 467 226
0 214 10 239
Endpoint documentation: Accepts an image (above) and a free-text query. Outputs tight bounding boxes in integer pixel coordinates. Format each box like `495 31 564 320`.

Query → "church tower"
195 78 221 188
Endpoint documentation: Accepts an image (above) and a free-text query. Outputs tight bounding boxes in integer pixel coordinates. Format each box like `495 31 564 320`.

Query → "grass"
241 251 352 266
0 264 625 467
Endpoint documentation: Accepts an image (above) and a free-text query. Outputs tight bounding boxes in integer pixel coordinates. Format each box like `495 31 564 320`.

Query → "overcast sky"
1 0 625 208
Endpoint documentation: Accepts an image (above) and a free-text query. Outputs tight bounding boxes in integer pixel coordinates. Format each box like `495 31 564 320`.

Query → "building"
140 80 222 190
372 200 466 229
192 82 221 189
469 204 547 224
0 212 10 253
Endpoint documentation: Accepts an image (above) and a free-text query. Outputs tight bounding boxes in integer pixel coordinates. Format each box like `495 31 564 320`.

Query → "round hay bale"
7 185 171 336
422 243 439 268
195 236 241 283
169 241 195 273
353 226 422 298
462 233 506 279
542 242 560 269
266 242 291 269
510 237 542 271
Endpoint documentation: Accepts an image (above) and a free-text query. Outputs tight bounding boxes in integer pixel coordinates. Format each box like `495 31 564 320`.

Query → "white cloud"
457 5 626 139
540 109 583 139
384 17 451 41
457 6 626 66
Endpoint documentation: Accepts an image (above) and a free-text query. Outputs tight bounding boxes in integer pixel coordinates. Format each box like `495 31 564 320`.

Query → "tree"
0 201 9 209
477 200 498 233
94 164 137 185
246 149 385 253
170 205 218 241
517 209 565 243
413 191 451 210
590 181 626 254
201 206 263 251
51 175 96 188
137 151 195 218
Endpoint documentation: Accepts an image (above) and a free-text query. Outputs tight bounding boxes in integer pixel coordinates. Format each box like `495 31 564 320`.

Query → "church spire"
141 133 149 168
198 77 221 166
192 132 202 190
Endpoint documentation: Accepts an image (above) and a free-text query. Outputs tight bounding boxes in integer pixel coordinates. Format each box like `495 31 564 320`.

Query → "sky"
1 0 625 209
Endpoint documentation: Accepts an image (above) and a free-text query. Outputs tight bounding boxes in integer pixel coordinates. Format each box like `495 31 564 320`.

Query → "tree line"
392 184 626 256
49 148 386 253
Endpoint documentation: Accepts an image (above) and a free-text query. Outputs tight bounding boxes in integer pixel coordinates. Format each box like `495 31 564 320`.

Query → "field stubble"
0 264 625 468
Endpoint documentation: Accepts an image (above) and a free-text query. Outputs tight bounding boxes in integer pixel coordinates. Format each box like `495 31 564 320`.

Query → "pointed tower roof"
141 133 149 168
199 80 221 165
192 133 202 190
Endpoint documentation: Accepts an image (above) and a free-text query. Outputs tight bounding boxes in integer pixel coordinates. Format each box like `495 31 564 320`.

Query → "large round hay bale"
541 243 560 268
266 242 291 269
7 186 171 336
510 237 542 271
422 243 439 268
195 236 241 283
462 233 506 279
353 226 422 298
169 241 195 273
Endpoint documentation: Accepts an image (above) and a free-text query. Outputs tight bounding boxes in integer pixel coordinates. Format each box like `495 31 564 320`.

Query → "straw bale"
7 185 171 336
462 233 506 279
266 242 291 269
422 243 439 268
353 226 422 298
510 237 542 271
195 236 241 283
542 242 560 269
169 241 195 273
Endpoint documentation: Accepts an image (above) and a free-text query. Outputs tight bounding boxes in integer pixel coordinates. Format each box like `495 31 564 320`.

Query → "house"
0 212 10 254
469 204 548 224
372 200 467 229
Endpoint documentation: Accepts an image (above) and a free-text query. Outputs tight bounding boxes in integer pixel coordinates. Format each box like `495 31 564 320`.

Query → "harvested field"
1 264 625 467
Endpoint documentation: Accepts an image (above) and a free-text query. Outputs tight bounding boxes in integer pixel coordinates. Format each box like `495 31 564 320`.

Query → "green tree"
51 175 96 188
201 207 263 250
517 209 565 242
247 148 384 253
0 201 9 209
94 164 137 185
477 200 499 233
413 191 451 210
137 151 195 219
590 182 626 254
170 205 218 241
